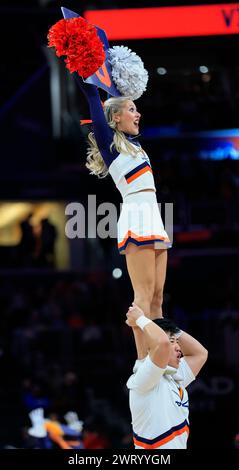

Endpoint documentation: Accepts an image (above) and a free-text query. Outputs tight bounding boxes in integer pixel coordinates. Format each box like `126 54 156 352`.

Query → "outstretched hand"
126 303 145 327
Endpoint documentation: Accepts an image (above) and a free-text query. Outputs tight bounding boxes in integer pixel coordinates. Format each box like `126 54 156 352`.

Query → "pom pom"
108 46 148 100
48 18 105 78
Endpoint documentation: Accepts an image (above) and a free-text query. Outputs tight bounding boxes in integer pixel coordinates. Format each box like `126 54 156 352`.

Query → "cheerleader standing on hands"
79 81 171 319
48 11 171 320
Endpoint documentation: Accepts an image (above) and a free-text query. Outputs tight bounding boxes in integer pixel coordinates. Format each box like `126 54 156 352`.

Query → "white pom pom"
108 46 148 100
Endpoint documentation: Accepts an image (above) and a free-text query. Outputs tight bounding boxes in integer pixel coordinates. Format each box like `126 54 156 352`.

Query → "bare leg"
125 244 156 317
150 249 168 319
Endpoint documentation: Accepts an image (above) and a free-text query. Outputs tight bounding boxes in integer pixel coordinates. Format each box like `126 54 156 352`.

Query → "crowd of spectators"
0 254 238 449
1 1 239 451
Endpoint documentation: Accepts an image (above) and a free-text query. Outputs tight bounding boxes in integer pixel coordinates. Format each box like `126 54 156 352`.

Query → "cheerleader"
47 11 171 319
77 78 171 319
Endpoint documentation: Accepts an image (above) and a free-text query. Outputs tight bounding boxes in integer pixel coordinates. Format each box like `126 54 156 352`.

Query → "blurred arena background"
0 0 239 450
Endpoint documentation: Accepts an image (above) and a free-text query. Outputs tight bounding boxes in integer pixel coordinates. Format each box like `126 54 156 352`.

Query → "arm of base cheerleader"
131 326 148 360
126 304 170 368
177 330 208 377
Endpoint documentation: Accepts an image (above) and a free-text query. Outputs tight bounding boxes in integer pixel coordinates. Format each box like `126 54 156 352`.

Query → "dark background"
0 0 238 450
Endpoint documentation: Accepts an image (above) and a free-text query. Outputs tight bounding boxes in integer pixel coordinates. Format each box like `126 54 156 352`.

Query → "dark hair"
153 318 180 336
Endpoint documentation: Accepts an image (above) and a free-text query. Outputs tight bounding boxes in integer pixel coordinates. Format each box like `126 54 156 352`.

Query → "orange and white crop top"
108 143 156 199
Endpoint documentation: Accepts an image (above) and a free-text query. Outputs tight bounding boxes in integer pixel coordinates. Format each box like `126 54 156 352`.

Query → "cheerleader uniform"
78 79 171 254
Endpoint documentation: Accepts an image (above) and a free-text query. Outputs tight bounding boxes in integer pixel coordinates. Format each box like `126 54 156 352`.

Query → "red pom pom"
47 17 105 78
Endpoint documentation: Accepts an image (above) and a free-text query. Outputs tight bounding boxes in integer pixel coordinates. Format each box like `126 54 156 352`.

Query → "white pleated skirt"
117 191 172 254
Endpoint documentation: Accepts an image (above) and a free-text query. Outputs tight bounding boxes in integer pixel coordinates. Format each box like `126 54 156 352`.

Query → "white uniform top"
126 356 195 449
108 144 156 200
79 83 156 200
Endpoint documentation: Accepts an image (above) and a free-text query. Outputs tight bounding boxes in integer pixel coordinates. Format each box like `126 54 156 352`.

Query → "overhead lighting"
112 268 122 279
199 65 209 74
157 67 167 75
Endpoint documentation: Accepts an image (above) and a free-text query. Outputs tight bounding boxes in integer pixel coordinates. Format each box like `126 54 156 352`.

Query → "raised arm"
74 76 119 166
131 326 148 360
177 330 208 377
126 304 170 368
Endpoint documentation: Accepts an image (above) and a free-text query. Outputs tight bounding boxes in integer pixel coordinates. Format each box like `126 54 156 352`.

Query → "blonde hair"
86 96 142 178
